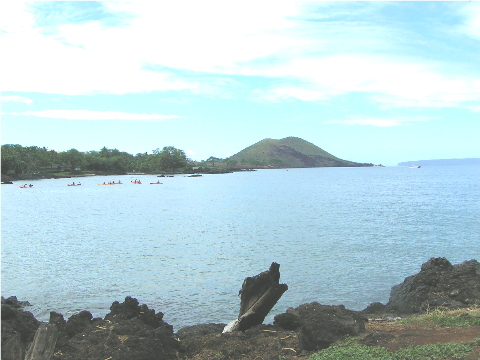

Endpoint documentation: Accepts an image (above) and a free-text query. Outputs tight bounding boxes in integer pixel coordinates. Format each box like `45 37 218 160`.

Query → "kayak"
150 182 163 184
67 184 82 186
98 183 122 186
19 186 33 188
131 182 142 184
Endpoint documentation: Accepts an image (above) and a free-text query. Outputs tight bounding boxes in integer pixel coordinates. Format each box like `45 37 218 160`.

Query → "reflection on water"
2 166 479 330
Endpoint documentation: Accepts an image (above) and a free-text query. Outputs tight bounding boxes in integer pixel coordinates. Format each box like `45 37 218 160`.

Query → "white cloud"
1 95 33 104
1 1 479 111
326 119 402 127
253 86 330 102
101 1 299 71
0 1 35 33
326 116 430 127
255 54 480 109
7 110 180 121
457 3 480 40
0 3 198 95
0 1 300 95
467 105 480 112
0 23 198 95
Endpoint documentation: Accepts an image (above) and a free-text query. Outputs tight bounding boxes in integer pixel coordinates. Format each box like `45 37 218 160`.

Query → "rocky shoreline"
1 167 257 184
2 257 479 360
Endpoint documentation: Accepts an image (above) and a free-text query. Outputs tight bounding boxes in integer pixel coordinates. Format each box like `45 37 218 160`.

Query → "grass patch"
309 337 476 360
399 308 480 327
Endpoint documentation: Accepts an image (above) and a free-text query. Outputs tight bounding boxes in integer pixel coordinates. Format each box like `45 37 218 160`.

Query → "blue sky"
1 1 479 166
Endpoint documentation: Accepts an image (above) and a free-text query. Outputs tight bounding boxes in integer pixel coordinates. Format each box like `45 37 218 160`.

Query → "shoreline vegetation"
2 257 479 359
1 137 374 183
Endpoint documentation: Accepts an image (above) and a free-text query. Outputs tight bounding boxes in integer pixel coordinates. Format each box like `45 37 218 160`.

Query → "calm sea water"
2 166 479 330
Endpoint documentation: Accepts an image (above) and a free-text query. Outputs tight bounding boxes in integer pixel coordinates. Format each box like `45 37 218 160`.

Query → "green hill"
229 137 372 168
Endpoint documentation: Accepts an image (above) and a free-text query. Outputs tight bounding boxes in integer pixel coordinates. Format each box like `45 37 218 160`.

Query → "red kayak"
150 182 163 184
131 181 142 184
19 185 33 188
68 184 82 186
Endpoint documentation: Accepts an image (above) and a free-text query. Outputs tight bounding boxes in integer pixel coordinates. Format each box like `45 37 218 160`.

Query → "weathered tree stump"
24 323 58 360
223 262 288 332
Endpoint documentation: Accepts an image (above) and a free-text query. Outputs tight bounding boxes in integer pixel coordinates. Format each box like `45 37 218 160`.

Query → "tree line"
1 144 194 177
0 144 253 180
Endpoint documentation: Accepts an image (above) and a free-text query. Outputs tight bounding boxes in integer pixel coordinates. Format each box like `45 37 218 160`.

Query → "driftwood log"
223 262 288 332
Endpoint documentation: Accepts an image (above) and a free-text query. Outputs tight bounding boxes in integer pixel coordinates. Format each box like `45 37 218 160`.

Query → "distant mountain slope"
229 137 372 168
398 158 480 166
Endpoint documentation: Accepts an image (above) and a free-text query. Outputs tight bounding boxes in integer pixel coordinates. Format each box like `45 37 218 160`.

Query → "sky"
1 1 479 166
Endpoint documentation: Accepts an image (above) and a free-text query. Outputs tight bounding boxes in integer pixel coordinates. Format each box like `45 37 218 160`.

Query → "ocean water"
1 166 479 331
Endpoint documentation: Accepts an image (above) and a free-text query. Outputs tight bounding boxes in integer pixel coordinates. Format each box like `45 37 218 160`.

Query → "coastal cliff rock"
0 296 182 360
274 302 367 351
1 296 40 360
386 257 480 314
51 296 179 360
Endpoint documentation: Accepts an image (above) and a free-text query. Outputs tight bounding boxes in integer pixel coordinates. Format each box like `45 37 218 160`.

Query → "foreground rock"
0 297 366 359
274 303 367 351
179 324 305 360
2 257 479 359
1 296 40 360
176 323 226 340
386 257 480 314
1 296 180 360
51 296 179 360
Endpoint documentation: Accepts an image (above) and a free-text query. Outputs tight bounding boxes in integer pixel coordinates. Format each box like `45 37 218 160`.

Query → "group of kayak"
97 180 163 186
131 179 163 185
98 181 123 186
19 180 164 188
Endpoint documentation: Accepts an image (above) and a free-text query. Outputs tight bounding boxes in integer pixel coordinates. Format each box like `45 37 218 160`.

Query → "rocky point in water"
386 257 480 314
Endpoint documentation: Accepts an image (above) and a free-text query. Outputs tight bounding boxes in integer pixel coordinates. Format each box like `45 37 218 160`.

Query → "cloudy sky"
1 1 479 165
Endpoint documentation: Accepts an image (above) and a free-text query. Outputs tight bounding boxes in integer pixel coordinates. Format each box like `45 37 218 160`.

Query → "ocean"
1 165 479 331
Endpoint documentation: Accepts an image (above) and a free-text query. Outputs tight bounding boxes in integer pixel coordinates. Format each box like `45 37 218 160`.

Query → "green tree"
59 149 86 171
156 146 187 173
23 146 53 172
84 148 135 174
1 144 56 175
99 146 111 158
225 158 238 168
1 144 26 175
133 152 153 173
206 156 222 167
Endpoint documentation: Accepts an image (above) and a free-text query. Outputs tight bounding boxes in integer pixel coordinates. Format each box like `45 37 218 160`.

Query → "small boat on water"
98 181 123 186
68 183 82 186
409 165 421 168
150 181 163 184
19 185 34 188
131 181 142 184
